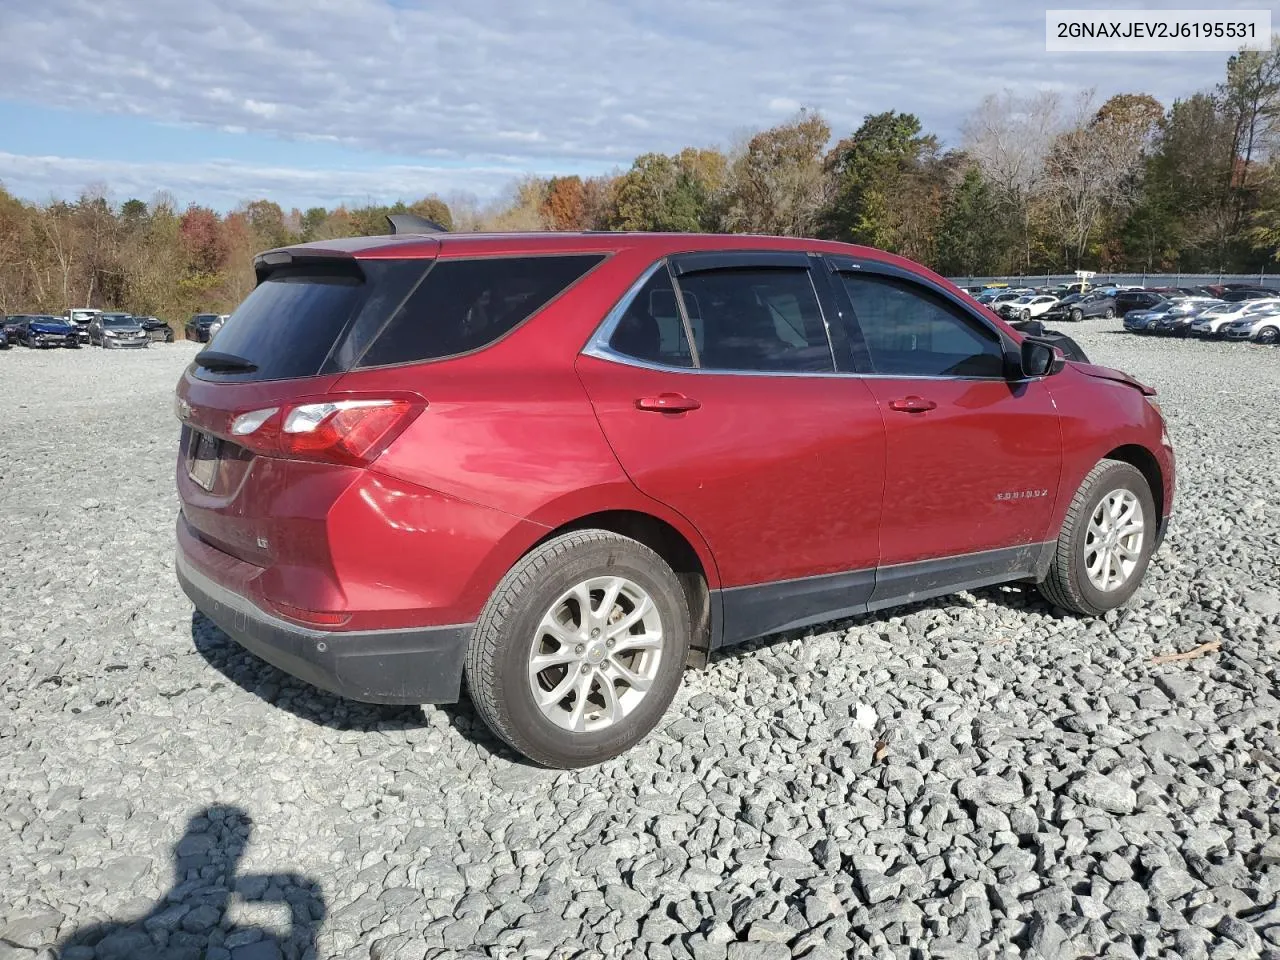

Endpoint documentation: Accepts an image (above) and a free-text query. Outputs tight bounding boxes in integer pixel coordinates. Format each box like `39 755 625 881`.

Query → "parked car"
1151 299 1222 336
1219 287 1274 303
0 326 8 350
136 315 174 343
89 312 149 349
997 294 1059 321
174 230 1175 767
64 308 101 344
1114 290 1166 316
1189 300 1280 338
1223 306 1280 344
208 314 229 339
976 290 1022 310
2 315 26 343
185 313 222 342
20 315 81 348
1041 291 1116 322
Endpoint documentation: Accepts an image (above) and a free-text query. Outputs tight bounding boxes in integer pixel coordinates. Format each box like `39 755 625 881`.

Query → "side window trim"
665 261 702 368
808 255 873 374
822 256 1016 381
669 250 811 276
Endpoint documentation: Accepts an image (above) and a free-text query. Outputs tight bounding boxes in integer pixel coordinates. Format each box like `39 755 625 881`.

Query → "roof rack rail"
386 213 449 235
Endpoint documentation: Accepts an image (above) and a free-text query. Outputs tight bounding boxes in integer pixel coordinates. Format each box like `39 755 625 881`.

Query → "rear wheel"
1103 307 1115 319
466 530 691 768
1038 460 1157 616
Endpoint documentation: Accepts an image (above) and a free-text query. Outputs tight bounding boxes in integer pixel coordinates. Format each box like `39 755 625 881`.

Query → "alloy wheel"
527 576 664 733
1257 327 1278 344
1084 489 1145 592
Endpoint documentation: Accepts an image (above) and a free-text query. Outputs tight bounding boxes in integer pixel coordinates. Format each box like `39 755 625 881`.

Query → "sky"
0 0 1259 212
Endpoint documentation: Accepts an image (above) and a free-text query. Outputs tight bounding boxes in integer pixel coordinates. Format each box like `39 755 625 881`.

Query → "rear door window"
355 255 604 369
675 268 834 373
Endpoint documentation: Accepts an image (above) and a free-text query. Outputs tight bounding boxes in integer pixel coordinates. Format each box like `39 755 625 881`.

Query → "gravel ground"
1 325 1278 960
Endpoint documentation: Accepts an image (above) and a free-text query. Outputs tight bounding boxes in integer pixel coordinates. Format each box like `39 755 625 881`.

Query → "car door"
576 252 886 644
822 256 1063 603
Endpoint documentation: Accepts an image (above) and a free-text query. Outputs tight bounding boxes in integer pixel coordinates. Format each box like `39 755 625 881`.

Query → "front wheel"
1257 326 1279 345
1038 460 1157 616
1021 309 1031 321
1070 309 1083 322
466 530 691 768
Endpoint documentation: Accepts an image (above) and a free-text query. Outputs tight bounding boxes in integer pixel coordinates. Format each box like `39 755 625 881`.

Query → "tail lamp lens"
228 398 419 465
231 407 278 435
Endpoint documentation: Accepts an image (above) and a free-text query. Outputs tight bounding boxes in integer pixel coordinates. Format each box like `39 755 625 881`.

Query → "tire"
1103 307 1115 319
466 530 691 768
1070 309 1082 322
1038 459 1157 616
1257 326 1279 345
1021 310 1031 321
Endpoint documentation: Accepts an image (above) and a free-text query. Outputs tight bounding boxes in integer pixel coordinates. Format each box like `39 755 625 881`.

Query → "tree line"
2 40 1278 319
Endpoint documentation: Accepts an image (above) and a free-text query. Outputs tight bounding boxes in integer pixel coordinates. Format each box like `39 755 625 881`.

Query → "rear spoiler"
252 250 365 284
386 213 448 235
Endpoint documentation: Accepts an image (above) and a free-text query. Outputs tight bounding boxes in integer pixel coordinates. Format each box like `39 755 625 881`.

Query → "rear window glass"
196 254 603 381
200 266 373 381
354 255 604 369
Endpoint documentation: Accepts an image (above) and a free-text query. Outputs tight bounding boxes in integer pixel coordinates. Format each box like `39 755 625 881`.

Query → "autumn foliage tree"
2 36 1278 323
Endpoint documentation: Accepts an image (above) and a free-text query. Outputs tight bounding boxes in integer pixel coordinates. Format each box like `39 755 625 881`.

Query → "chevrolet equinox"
175 230 1175 767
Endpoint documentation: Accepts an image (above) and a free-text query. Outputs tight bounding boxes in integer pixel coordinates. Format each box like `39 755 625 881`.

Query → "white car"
997 295 1059 321
1222 306 1280 344
1190 299 1280 338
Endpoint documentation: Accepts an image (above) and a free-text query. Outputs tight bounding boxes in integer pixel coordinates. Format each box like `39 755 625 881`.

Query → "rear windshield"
195 254 604 382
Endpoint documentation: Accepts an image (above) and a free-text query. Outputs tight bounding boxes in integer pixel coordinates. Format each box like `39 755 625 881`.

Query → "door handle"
636 393 701 413
888 396 937 413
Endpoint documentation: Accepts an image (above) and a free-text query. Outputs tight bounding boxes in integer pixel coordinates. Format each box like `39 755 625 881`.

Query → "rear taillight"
229 397 422 466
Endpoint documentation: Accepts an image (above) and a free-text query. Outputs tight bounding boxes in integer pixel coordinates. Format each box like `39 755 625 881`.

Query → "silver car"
1223 307 1280 344
1191 299 1280 339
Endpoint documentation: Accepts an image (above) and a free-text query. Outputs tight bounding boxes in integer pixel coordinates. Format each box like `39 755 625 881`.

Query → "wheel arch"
529 509 716 666
1101 443 1165 520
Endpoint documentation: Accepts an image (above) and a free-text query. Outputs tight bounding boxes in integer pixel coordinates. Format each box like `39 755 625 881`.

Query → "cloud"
0 152 536 209
0 0 1247 204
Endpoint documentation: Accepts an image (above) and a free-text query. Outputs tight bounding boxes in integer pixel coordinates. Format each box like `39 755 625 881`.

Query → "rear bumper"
177 545 472 705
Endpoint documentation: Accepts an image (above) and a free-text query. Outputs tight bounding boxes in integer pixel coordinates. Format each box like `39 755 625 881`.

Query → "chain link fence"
945 273 1280 290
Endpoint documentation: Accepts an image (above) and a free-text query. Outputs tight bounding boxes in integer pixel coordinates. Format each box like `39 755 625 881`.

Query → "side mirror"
1019 336 1065 378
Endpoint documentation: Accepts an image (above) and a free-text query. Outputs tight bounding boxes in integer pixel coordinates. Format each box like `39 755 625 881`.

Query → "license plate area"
188 431 222 491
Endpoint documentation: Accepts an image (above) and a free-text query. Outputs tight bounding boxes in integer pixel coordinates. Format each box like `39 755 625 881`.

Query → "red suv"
175 231 1175 767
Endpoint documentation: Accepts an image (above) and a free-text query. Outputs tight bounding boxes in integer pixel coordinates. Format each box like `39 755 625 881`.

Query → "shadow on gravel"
56 804 325 960
190 614 534 763
191 612 431 734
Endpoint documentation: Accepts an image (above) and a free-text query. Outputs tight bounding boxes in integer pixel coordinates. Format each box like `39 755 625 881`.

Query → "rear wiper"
195 351 257 372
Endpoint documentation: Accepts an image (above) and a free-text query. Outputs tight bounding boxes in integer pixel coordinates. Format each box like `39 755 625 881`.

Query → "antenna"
386 213 448 235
